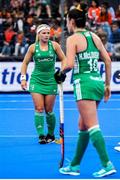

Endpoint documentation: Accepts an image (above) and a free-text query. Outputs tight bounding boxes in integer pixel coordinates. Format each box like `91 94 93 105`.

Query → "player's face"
66 15 74 33
39 29 50 43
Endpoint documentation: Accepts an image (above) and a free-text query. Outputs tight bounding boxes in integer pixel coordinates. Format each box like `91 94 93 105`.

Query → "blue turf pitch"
0 94 120 179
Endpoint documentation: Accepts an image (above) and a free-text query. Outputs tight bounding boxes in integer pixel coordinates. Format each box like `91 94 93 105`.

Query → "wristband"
20 74 26 81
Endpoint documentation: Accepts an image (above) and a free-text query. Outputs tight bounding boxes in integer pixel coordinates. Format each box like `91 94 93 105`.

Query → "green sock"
34 112 44 136
46 112 56 136
89 127 109 167
71 130 89 166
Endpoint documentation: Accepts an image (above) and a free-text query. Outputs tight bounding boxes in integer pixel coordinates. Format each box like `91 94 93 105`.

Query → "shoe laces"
97 168 106 174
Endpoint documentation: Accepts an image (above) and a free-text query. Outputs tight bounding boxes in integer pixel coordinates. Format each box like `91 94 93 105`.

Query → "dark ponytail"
67 3 88 28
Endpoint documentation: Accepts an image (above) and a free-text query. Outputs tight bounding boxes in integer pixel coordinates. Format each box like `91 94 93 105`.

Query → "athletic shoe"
39 135 46 144
93 161 117 178
114 146 120 152
45 134 55 144
59 165 80 176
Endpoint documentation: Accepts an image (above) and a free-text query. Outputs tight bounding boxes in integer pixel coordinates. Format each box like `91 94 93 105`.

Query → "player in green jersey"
21 24 66 144
59 5 116 178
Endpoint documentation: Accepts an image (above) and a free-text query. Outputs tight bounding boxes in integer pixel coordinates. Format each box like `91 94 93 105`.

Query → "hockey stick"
58 83 64 168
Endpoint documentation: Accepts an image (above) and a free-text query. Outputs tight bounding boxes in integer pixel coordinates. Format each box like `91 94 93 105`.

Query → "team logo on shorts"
30 84 35 91
53 89 57 93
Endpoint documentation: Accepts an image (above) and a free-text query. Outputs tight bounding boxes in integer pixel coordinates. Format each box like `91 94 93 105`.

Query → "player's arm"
92 33 111 102
99 43 111 86
52 41 67 71
99 41 111 102
53 41 68 84
21 44 35 90
66 36 76 70
21 44 35 75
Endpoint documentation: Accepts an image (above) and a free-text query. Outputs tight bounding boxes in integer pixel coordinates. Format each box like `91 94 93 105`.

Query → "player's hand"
21 80 27 90
104 85 111 102
54 69 66 84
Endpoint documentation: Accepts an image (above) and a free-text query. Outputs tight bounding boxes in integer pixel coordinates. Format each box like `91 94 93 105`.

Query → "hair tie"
76 4 83 12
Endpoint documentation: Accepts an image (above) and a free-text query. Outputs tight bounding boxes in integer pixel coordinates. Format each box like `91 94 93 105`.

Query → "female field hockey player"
20 24 66 144
59 6 117 178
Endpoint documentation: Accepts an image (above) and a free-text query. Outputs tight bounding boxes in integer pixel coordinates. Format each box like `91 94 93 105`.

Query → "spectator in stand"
96 3 112 38
24 14 34 32
109 21 120 59
109 21 120 44
36 0 52 18
97 3 112 25
59 0 68 18
88 0 100 26
0 10 4 25
20 1 30 17
70 0 80 10
0 0 10 9
10 0 22 12
13 31 28 56
102 2 115 21
25 24 36 45
50 19 62 43
13 11 24 32
97 29 114 58
0 24 16 56
0 35 4 53
4 11 14 28
115 5 120 21
50 0 61 19
29 0 36 15
0 11 4 51
70 0 88 12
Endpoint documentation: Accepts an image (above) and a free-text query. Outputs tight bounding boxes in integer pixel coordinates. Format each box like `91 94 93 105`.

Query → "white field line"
0 135 120 138
0 94 73 97
0 179 113 180
1 94 120 97
0 108 120 111
0 98 120 103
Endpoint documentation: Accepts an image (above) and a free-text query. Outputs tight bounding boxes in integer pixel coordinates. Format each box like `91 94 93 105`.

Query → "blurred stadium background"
0 1 120 179
0 0 120 92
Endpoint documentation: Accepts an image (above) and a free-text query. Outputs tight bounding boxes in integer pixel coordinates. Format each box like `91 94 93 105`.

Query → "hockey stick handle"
58 83 64 168
59 83 64 124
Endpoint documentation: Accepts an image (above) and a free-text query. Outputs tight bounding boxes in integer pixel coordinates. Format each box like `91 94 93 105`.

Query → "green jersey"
73 31 104 101
29 40 57 94
73 31 100 76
